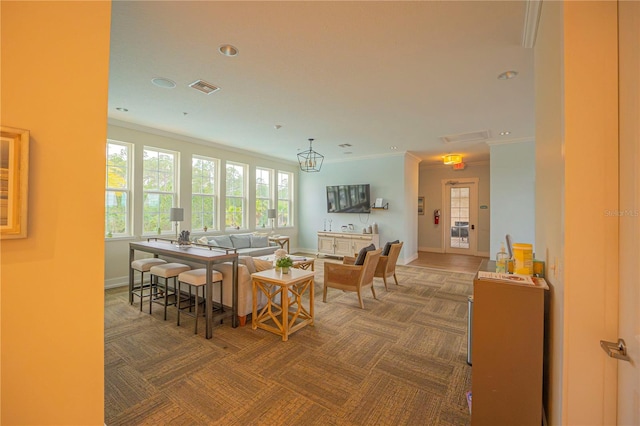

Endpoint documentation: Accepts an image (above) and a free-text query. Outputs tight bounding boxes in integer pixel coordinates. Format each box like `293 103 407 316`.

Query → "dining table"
129 238 239 338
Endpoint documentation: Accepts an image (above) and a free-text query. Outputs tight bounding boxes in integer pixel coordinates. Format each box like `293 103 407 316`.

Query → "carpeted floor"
105 259 474 425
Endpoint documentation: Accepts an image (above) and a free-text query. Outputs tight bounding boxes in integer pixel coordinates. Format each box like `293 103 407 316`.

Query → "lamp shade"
267 208 277 219
443 154 463 165
169 207 184 222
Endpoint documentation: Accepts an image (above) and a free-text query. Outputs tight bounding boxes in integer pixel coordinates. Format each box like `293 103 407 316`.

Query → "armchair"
323 248 382 309
375 241 403 290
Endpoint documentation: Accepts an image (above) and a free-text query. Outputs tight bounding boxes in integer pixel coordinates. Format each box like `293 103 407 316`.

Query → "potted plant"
275 256 293 274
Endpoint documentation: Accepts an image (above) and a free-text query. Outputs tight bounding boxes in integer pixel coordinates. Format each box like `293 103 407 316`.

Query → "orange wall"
1 2 111 424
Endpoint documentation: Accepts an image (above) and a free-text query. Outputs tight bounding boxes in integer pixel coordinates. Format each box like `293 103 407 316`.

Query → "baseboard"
398 252 418 265
419 246 445 253
105 276 129 289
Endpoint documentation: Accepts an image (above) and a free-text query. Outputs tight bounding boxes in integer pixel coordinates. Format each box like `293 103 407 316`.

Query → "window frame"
255 167 274 229
105 140 133 238
225 161 248 230
191 155 219 232
277 171 294 228
142 146 179 236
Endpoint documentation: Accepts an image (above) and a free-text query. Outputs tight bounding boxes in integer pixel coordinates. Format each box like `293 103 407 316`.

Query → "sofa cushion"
382 240 400 256
251 234 269 248
230 233 252 249
209 235 233 248
355 243 376 265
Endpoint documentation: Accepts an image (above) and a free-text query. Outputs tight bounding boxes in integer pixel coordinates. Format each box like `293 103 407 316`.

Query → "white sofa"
199 233 279 257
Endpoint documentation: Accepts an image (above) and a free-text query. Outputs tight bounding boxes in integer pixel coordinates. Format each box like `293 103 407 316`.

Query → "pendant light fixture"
298 138 324 172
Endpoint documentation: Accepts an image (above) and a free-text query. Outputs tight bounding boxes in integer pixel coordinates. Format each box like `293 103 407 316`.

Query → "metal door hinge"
600 338 631 361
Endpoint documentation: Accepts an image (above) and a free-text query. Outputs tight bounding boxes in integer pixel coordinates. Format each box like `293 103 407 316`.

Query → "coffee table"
251 268 315 341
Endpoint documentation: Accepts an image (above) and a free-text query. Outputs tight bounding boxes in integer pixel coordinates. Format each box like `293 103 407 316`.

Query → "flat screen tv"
326 184 371 214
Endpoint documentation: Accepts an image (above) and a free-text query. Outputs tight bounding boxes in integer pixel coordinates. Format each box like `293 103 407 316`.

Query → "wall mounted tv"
326 184 371 214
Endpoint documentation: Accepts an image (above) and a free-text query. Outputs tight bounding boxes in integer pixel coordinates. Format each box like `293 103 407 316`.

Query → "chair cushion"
230 233 252 249
250 234 269 248
150 263 191 278
178 268 223 286
131 258 167 272
354 244 376 265
382 240 400 256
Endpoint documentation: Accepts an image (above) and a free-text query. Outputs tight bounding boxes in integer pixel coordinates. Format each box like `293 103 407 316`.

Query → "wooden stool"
149 263 191 320
177 269 224 334
130 258 167 311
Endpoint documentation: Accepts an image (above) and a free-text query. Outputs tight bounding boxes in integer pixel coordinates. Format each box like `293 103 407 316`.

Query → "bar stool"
176 269 224 334
130 258 167 311
149 263 191 320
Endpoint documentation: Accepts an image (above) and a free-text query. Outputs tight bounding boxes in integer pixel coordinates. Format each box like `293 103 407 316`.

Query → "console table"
317 231 379 258
129 239 239 339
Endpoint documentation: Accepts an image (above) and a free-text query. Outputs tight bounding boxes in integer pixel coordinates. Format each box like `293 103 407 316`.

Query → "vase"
282 267 290 274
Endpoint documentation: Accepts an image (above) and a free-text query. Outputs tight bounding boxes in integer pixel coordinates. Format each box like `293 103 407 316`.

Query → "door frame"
441 177 478 256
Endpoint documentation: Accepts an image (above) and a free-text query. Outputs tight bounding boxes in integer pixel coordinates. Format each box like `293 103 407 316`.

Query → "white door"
442 178 478 255
616 2 639 423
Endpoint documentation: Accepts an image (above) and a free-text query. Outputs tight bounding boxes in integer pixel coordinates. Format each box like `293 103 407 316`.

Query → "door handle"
600 338 630 361
471 224 475 230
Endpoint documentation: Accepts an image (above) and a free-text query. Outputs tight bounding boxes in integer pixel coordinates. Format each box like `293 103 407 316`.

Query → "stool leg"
177 280 182 327
194 285 200 334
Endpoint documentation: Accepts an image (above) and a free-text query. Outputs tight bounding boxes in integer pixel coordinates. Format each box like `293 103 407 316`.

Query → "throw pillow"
250 234 269 248
382 240 400 256
230 233 252 249
253 258 274 272
197 236 209 245
354 243 376 265
210 235 233 248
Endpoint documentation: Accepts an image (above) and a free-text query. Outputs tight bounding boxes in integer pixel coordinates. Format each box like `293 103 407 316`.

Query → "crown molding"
486 137 535 146
522 0 542 48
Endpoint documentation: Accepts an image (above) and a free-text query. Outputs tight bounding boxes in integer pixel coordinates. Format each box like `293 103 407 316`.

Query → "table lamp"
169 207 184 239
267 208 276 232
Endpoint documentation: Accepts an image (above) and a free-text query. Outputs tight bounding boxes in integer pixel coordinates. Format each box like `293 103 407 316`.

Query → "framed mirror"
1 126 29 239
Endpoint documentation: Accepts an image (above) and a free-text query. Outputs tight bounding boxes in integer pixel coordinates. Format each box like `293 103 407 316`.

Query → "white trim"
441 177 479 256
105 276 128 289
522 0 542 48
485 137 535 146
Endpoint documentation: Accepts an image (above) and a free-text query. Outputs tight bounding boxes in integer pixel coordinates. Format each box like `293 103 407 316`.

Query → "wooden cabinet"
317 232 380 258
471 260 548 426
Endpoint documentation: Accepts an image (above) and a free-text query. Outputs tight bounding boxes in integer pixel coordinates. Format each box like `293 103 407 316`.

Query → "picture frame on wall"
418 196 425 215
1 126 30 239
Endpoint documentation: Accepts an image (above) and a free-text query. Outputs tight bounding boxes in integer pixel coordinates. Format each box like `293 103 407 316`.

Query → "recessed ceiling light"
151 77 177 88
274 124 282 130
500 131 511 136
219 44 238 57
498 71 518 80
390 146 398 150
116 107 128 112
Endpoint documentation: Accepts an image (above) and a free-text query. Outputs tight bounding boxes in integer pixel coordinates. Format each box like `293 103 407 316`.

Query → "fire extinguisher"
434 209 441 225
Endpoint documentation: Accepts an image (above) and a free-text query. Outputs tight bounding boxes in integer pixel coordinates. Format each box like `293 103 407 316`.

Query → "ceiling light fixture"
500 131 511 136
297 138 324 173
218 44 238 57
390 146 398 150
443 154 463 165
498 70 518 80
151 77 177 88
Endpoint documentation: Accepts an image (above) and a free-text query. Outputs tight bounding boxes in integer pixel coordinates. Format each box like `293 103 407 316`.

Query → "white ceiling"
108 1 535 166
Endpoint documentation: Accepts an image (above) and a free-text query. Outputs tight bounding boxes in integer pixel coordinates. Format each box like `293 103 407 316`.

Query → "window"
192 155 219 232
105 141 132 237
225 162 247 229
255 167 273 228
142 147 178 234
277 171 293 227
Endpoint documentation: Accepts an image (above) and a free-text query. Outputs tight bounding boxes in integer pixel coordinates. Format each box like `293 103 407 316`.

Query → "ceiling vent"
189 80 220 95
441 130 491 145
